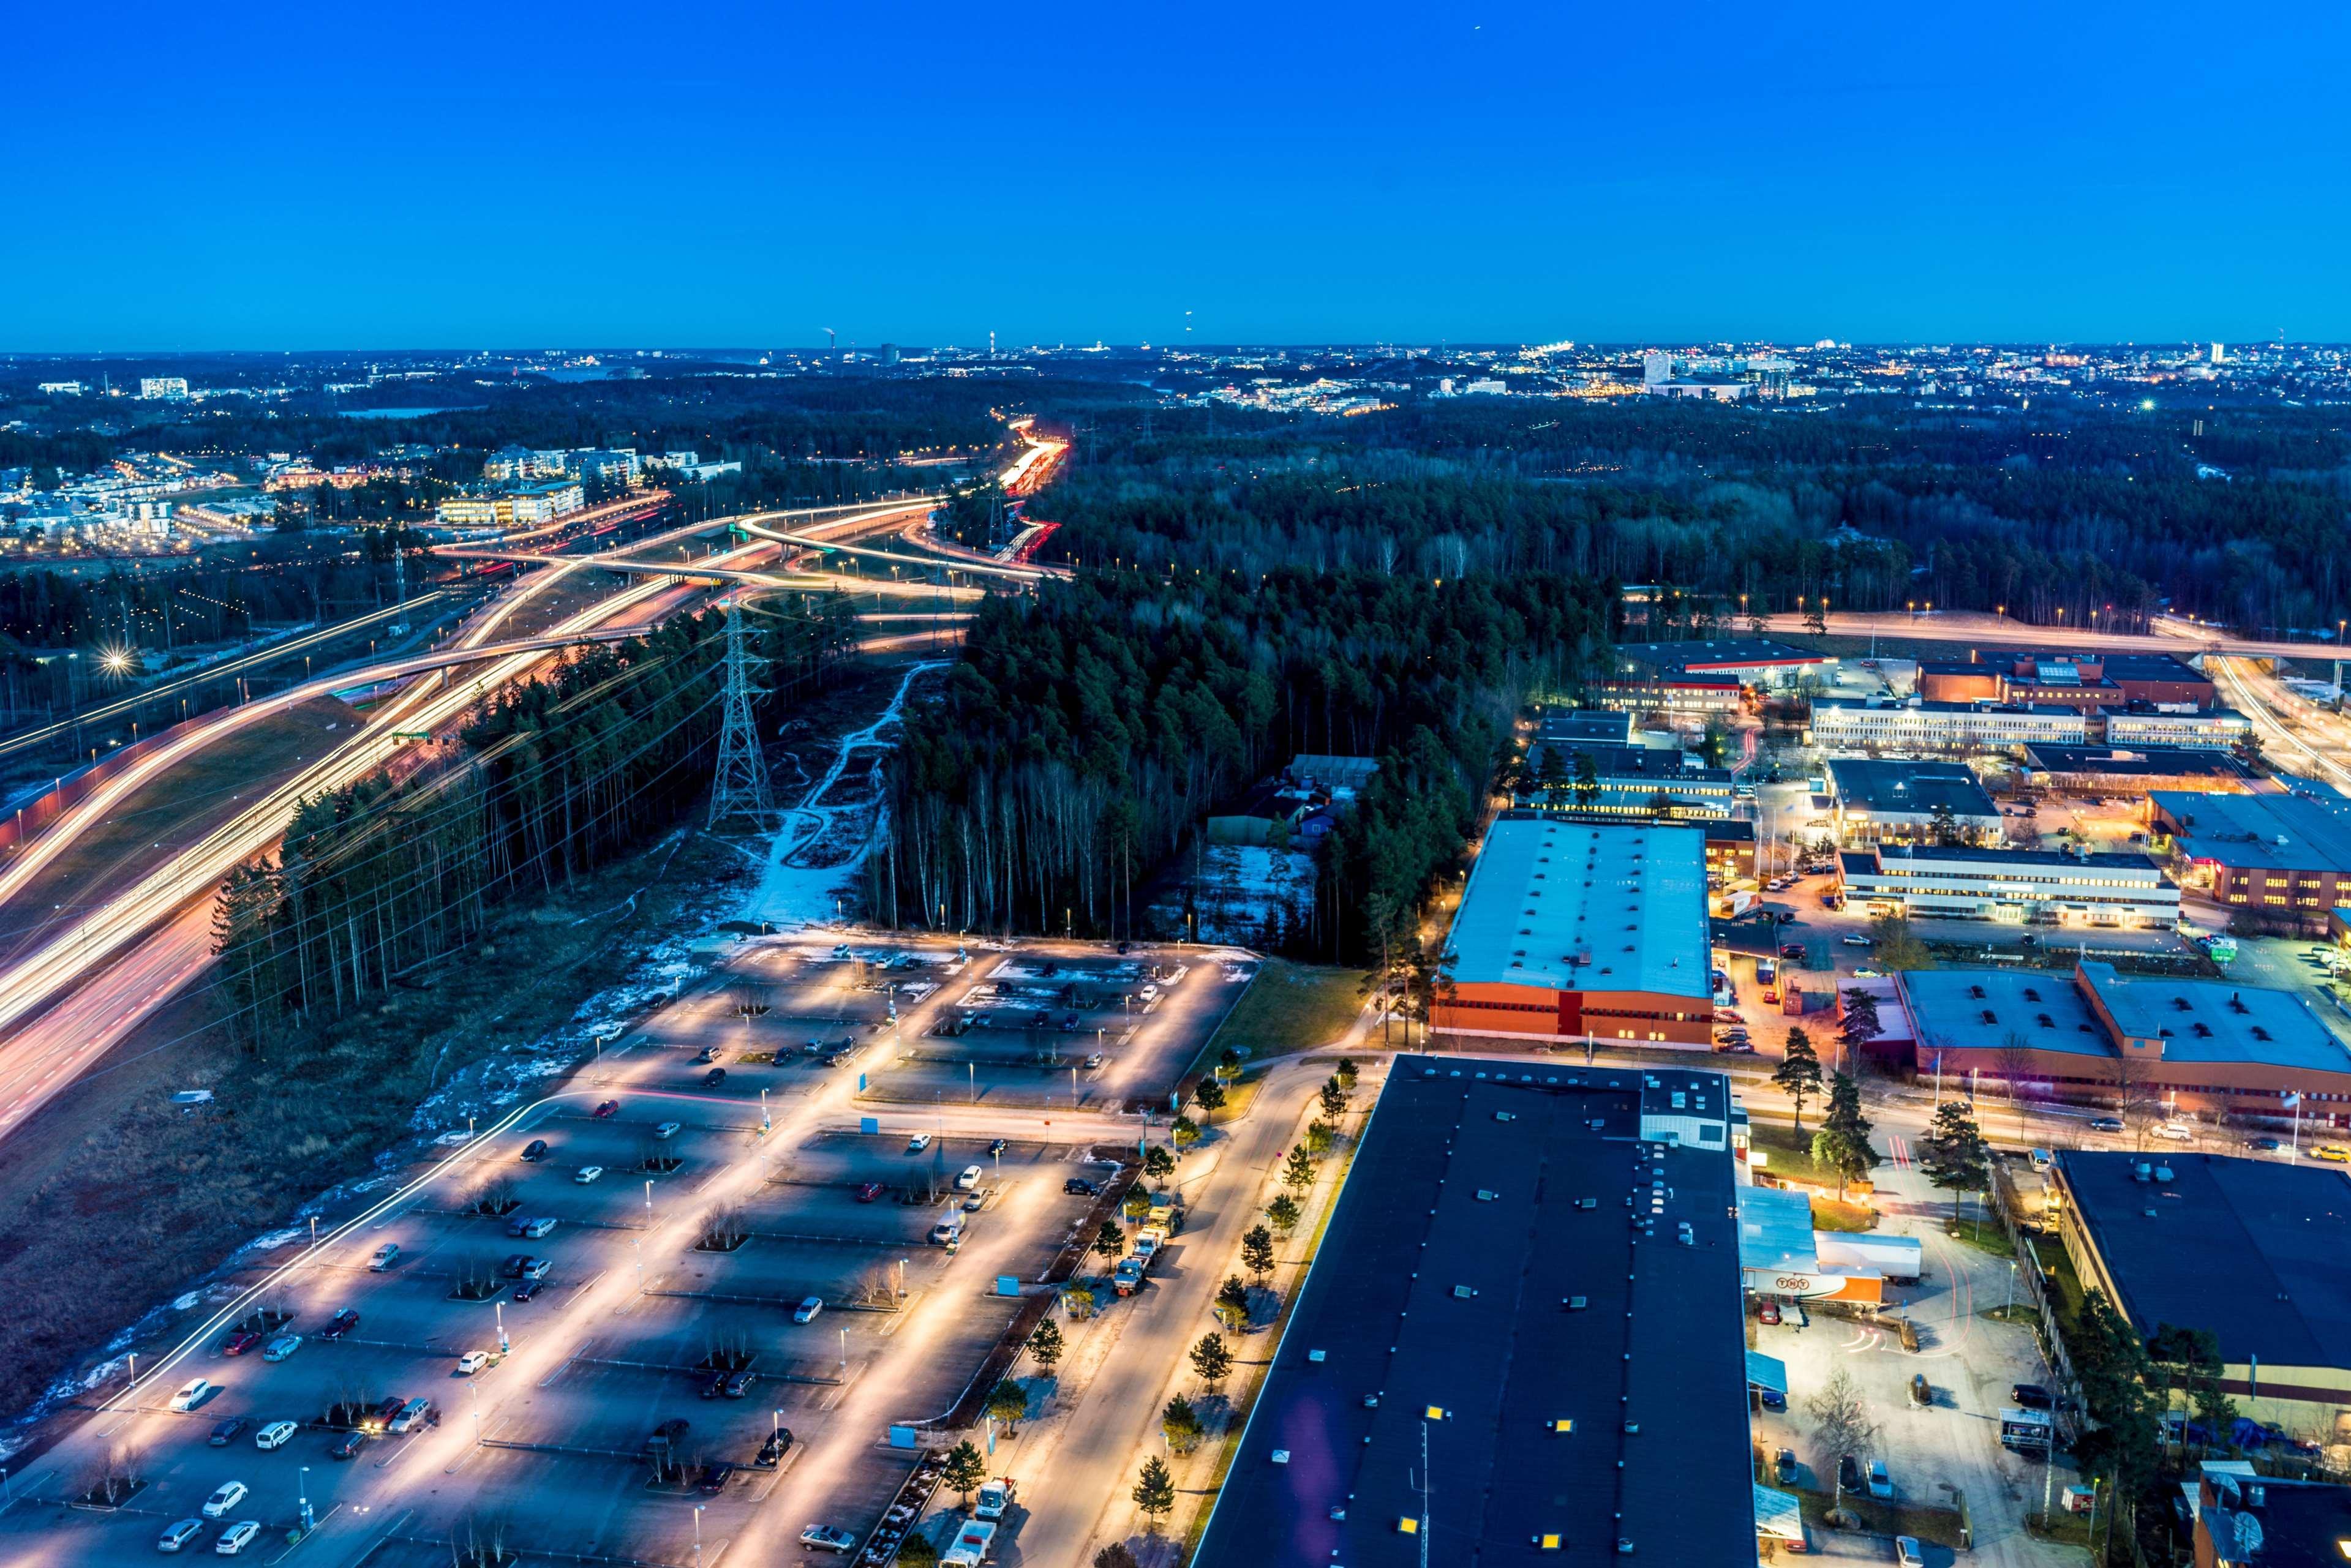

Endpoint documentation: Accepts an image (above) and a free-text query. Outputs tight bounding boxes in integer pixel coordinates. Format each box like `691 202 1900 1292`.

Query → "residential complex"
1197 1059 1757 1566
1838 843 2180 928
1434 819 1715 1046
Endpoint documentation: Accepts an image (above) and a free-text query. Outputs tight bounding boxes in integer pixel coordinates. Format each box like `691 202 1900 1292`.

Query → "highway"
1813 607 2339 661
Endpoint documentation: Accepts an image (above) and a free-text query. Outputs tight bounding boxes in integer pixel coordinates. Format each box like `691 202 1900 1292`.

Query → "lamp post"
298 1466 313 1531
495 1300 508 1355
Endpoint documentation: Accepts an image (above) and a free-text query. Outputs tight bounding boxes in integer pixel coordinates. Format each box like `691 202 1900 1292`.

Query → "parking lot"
0 934 1236 1567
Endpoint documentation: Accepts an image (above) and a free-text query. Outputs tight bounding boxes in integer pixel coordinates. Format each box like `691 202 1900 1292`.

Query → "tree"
1026 1317 1064 1373
1573 749 1600 808
1132 1455 1176 1531
1122 1190 1153 1223
1215 1275 1251 1329
1282 1145 1315 1191
897 1537 939 1568
2148 1323 2236 1451
941 1439 986 1502
1805 1366 1879 1503
1811 1073 1878 1200
1194 1079 1227 1123
1334 1057 1359 1093
1319 1077 1347 1120
1143 1145 1176 1184
1217 1046 1243 1080
1266 1193 1301 1234
1915 1098 1992 1223
1161 1393 1203 1454
1170 1115 1201 1152
1063 1283 1098 1319
987 1379 1027 1435
1804 601 1827 636
1305 1120 1336 1156
1774 1027 1824 1135
1838 988 1884 1071
1094 1547 1140 1568
1094 1220 1126 1264
1241 1224 1276 1280
1864 915 1936 972
1191 1331 1234 1389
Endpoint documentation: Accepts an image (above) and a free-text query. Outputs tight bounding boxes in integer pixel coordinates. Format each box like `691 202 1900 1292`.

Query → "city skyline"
9 0 2349 349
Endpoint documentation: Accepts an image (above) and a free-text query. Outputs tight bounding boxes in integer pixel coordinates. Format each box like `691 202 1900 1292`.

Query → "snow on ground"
740 661 946 930
1181 843 1316 945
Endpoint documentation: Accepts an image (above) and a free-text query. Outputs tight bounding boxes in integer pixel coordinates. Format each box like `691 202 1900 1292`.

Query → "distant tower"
2210 341 2225 365
1644 350 1672 386
707 602 774 828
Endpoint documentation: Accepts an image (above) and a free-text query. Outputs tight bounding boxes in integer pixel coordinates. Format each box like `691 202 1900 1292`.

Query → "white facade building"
1811 699 2088 752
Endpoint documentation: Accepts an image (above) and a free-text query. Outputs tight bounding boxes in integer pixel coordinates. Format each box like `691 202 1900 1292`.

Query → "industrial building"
1838 843 2180 928
1434 819 1715 1046
1736 1186 1921 1307
1897 960 2351 1120
2153 790 2351 932
2017 746 2248 795
1917 651 2216 710
1595 637 1829 719
1196 1059 1759 1566
1536 708 1633 747
2102 708 2251 747
2051 1152 2351 1441
1824 759 2004 844
1811 697 2090 752
1514 742 1737 820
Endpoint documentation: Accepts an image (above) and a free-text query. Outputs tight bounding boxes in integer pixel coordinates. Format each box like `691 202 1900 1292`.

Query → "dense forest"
211 600 854 1040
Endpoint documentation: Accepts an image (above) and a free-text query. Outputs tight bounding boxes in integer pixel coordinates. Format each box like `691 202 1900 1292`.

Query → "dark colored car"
856 1181 884 1202
1837 1454 1861 1494
1063 1177 1101 1196
698 1462 734 1496
371 1396 406 1431
987 1138 1008 1157
649 1418 690 1447
520 1139 549 1161
754 1427 794 1468
700 1370 729 1400
329 1430 368 1461
2012 1383 2053 1409
2087 1117 2125 1134
1774 1447 1797 1485
1756 1299 1781 1326
208 1417 247 1446
512 1279 542 1302
592 1100 619 1119
221 1330 260 1357
703 1068 727 1088
2244 1136 2284 1152
1758 1387 1786 1410
1779 943 1805 959
321 1308 360 1340
724 1369 754 1398
502 1253 532 1278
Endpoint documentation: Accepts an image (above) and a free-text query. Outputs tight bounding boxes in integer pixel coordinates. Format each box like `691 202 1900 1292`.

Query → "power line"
706 602 773 830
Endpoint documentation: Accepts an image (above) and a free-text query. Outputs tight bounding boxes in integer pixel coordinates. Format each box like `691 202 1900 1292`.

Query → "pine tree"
1774 1027 1824 1133
1191 1331 1234 1389
1132 1455 1176 1531
1241 1224 1276 1280
1916 1099 1992 1224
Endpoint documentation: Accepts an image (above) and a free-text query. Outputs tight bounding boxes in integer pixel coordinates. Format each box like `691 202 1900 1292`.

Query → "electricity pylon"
707 600 774 828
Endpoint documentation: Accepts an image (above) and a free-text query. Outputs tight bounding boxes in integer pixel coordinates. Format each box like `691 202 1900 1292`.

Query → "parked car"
502 1253 533 1277
457 1351 493 1375
1083 1053 1105 1070
700 1371 729 1400
2151 1122 2195 1143
800 1524 859 1553
928 1221 961 1245
1853 967 1885 979
723 1369 755 1398
261 1334 301 1363
519 1139 549 1161
511 1280 542 1302
856 1181 884 1202
698 1461 734 1495
320 1308 360 1340
170 1378 213 1412
518 1257 551 1280
201 1482 248 1520
1756 1299 1781 1326
2088 1117 2126 1133
1841 935 1873 947
592 1100 619 1119
158 1520 205 1553
519 1217 557 1239
794 1296 824 1324
1774 1448 1797 1485
1867 1458 1893 1499
208 1418 247 1446
2011 1382 2053 1409
906 1131 933 1153
1895 1537 1924 1568
987 1137 1008 1157
703 1068 727 1088
255 1422 297 1451
955 1164 984 1191
369 1243 401 1271
1779 943 1805 959
655 1122 682 1139
213 1521 261 1556
575 1165 605 1184
1063 1177 1101 1196
1836 1454 1861 1495
220 1330 260 1357
754 1427 794 1467
328 1430 367 1461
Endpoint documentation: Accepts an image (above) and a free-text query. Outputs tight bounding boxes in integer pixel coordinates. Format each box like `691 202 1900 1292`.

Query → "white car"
2151 1123 2195 1143
169 1377 213 1412
800 1523 859 1553
906 1131 933 1153
457 1351 493 1375
255 1421 297 1450
654 1121 682 1139
1083 1053 1105 1070
201 1481 247 1520
794 1296 824 1324
214 1521 261 1556
955 1164 984 1191
1138 985 1159 1002
575 1165 605 1184
159 1520 205 1553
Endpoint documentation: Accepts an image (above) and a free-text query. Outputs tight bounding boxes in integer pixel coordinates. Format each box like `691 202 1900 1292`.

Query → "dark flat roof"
1826 759 2002 819
2153 790 2351 874
2055 1151 2351 1369
1528 741 1731 784
2022 745 2246 778
1196 1059 1756 1568
1615 637 1825 672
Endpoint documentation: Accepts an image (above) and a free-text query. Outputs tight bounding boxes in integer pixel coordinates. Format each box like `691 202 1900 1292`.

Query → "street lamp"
298 1466 312 1531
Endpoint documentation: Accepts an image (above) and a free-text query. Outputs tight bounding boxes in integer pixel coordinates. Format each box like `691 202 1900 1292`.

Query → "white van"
388 1397 432 1435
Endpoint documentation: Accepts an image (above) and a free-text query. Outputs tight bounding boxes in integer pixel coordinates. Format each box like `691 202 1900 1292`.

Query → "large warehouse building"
2153 789 2351 932
1434 819 1715 1047
1196 1060 1759 1566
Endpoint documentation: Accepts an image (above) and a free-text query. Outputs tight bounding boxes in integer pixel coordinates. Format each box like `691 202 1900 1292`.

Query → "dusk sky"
11 0 2348 350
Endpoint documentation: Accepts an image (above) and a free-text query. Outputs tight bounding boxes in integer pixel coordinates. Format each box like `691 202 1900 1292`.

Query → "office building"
1898 960 2351 1120
1536 708 1633 747
1917 651 2216 710
2017 746 2248 795
1811 697 2089 752
2101 708 2251 748
1838 843 2179 927
1434 819 1715 1046
1197 1058 1757 1567
2052 1152 2351 1441
138 377 189 400
1515 744 1737 820
1824 759 2004 844
2152 790 2351 932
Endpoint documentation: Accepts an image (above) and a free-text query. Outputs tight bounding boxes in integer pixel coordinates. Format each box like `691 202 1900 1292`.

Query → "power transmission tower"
707 601 775 829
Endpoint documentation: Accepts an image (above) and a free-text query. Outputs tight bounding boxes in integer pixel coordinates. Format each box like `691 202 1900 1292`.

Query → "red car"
592 1100 620 1119
221 1330 260 1357
855 1182 884 1203
1756 1299 1782 1326
320 1308 361 1341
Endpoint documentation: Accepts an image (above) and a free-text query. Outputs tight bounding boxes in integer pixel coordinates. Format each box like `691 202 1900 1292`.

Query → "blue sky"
8 1 2347 349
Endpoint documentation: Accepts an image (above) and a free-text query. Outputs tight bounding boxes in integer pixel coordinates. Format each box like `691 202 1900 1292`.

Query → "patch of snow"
244 1227 306 1253
173 1292 201 1311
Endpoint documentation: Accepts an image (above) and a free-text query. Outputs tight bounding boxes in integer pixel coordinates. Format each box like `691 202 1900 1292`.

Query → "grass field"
1811 1197 1876 1232
1197 958 1369 1068
1747 1119 1838 1185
